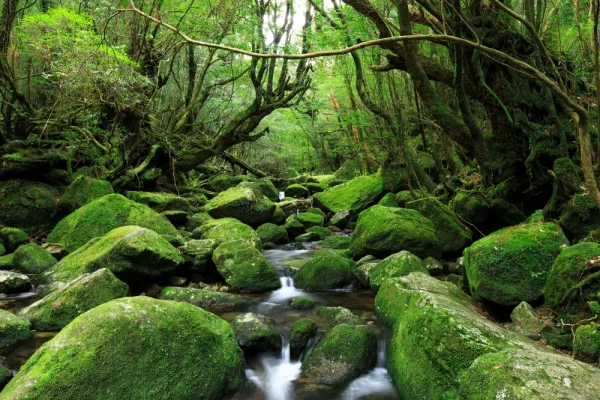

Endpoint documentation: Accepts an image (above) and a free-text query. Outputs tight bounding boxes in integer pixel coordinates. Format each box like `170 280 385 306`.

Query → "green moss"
209 173 247 191
559 194 600 242
0 309 31 349
12 243 57 274
285 184 309 198
201 221 262 250
299 324 377 387
369 251 429 292
126 191 191 213
450 191 490 228
463 221 568 305
256 223 289 244
306 207 326 217
212 239 280 292
295 232 320 242
59 176 114 211
349 205 441 260
46 194 181 252
177 239 217 273
377 193 399 207
0 180 60 233
192 217 240 238
290 318 318 358
238 178 279 201
160 287 254 310
0 297 245 399
320 235 351 249
314 306 365 326
573 323 600 363
0 254 14 270
288 296 316 309
20 269 129 331
306 226 332 239
271 206 286 225
42 226 183 285
185 212 214 232
283 217 305 238
230 312 281 353
295 249 356 290
297 212 324 228
313 173 384 214
204 186 275 227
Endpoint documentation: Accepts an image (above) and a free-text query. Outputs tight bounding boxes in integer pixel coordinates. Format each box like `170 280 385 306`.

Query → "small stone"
289 318 318 359
423 257 444 276
230 312 281 353
510 301 548 340
288 296 316 309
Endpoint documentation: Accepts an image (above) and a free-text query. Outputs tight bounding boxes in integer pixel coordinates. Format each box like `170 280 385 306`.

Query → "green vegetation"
295 249 356 290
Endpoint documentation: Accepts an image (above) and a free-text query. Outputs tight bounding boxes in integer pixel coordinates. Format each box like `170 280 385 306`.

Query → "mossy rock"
295 249 356 290
423 256 444 276
559 194 600 242
305 182 326 194
0 309 31 349
212 239 280 292
314 306 365 327
306 226 331 239
313 173 384 215
510 301 548 340
42 226 183 285
201 221 262 250
230 312 281 353
126 191 192 213
283 217 305 238
46 194 181 252
0 254 14 270
320 235 351 249
238 178 279 201
192 217 240 238
59 176 114 211
354 262 378 288
377 193 399 207
573 322 600 363
369 251 428 292
19 269 129 331
306 207 326 217
285 184 309 198
294 232 320 242
0 179 60 233
349 205 441 260
256 223 289 244
545 242 600 319
208 173 248 192
271 205 286 225
204 186 275 227
406 197 472 254
0 297 245 400
178 239 218 274
185 212 214 232
288 296 316 309
12 243 57 274
0 362 10 391
298 324 377 388
329 209 350 228
160 286 254 310
458 347 600 398
290 318 318 359
450 191 490 228
463 221 568 306
0 270 30 295
160 210 189 225
296 212 324 228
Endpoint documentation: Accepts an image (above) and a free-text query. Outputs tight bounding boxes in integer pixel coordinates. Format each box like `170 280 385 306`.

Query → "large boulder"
313 174 384 214
0 227 28 252
406 197 472 254
177 239 218 274
200 221 261 249
160 287 254 310
42 226 184 285
0 270 31 294
0 309 30 349
0 179 60 233
256 223 289 244
298 324 377 388
294 249 356 290
12 243 57 274
368 251 428 292
463 221 568 305
46 194 181 252
58 176 114 211
238 178 279 201
349 205 441 260
212 239 280 292
375 273 600 399
0 297 245 399
230 312 281 353
451 191 490 229
192 217 240 238
126 191 191 213
204 186 275 227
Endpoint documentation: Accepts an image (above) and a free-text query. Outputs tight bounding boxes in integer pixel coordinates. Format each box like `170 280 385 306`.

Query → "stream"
0 241 399 400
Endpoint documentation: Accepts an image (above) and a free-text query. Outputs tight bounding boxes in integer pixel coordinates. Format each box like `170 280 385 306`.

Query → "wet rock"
314 306 365 326
230 312 281 353
295 232 321 242
356 255 377 267
0 270 30 294
295 249 355 290
238 178 279 202
12 243 57 274
160 286 254 310
0 362 10 391
256 223 289 244
290 318 318 359
288 296 316 310
0 309 30 349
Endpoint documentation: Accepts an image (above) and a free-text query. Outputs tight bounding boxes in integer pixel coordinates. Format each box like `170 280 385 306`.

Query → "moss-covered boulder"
573 323 600 364
0 227 28 252
450 191 490 228
46 194 181 252
204 186 275 227
306 226 331 239
201 221 261 250
510 301 548 340
544 242 600 317
458 347 600 398
463 221 568 305
19 269 129 331
177 239 218 274
329 210 350 228
185 212 213 232
423 256 444 276
0 270 30 294
230 312 281 353
160 287 254 310
305 182 326 194
369 251 428 292
314 306 365 327
0 297 245 400
283 217 305 238
354 262 378 288
0 180 60 233
256 223 289 244
238 178 279 201
559 193 600 242
126 191 192 213
290 318 318 358
42 226 184 285
212 239 280 292
208 173 247 192
349 205 441 260
295 212 323 229
12 243 57 274
295 249 355 290
319 235 351 249
59 176 114 211
406 197 472 254
313 174 384 215
295 232 321 242
0 254 13 270
298 324 377 388
288 296 316 309
0 362 10 391
192 217 240 238
271 205 286 225
0 309 30 349
377 193 399 207
285 184 309 198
